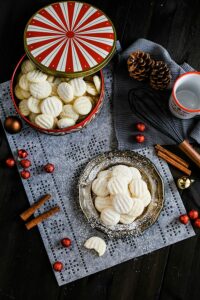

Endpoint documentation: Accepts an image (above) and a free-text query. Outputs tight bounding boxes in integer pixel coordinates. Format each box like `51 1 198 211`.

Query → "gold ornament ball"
4 116 23 134
177 176 194 190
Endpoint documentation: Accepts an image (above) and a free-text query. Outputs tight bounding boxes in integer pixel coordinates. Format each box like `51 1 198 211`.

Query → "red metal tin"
11 1 116 135
11 54 105 135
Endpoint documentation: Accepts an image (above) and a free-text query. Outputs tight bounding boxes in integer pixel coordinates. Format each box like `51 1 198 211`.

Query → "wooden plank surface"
0 0 200 299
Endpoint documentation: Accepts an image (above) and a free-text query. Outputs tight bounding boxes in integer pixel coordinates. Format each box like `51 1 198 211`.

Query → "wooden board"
0 0 200 299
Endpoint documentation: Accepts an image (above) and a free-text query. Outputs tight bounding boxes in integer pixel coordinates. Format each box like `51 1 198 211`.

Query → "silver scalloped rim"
78 150 164 239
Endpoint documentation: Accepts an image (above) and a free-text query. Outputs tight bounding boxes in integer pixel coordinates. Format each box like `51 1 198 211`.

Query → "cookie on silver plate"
100 207 120 226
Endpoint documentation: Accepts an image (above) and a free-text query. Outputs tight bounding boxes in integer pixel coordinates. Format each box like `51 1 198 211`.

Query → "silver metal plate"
79 150 164 238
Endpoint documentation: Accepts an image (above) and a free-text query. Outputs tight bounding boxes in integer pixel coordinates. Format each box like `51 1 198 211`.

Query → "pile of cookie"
14 59 101 130
92 165 151 225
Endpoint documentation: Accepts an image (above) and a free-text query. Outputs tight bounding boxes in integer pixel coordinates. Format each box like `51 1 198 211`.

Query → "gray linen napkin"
113 38 200 149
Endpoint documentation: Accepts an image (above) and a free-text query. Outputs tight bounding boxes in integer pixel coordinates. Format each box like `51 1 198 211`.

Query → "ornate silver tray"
78 150 164 238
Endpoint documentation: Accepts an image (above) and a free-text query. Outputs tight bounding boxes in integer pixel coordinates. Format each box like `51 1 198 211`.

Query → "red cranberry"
18 149 28 159
179 214 189 225
20 159 32 169
135 134 145 143
44 163 55 173
53 261 63 272
5 157 15 168
20 169 31 179
136 122 146 132
194 218 200 228
188 209 199 220
61 238 72 248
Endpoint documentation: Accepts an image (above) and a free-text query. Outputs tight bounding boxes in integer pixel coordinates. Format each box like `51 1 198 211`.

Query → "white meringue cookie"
129 167 142 179
73 96 92 115
84 236 106 256
19 100 30 116
15 84 30 100
97 170 112 179
86 82 98 95
107 176 129 195
129 179 148 198
69 78 86 96
119 214 136 224
140 190 151 207
19 74 30 91
129 197 144 218
112 194 133 214
112 165 133 183
30 81 52 99
93 75 101 93
92 177 109 197
35 114 54 129
94 196 112 212
41 96 63 117
57 117 75 128
100 207 120 226
57 82 74 103
21 59 36 74
60 104 79 121
27 97 41 113
27 70 47 83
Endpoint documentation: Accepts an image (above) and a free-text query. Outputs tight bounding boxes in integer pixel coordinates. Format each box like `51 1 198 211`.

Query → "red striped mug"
169 72 200 119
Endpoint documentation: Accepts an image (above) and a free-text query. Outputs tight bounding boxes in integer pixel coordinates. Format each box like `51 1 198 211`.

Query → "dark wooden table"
0 0 200 299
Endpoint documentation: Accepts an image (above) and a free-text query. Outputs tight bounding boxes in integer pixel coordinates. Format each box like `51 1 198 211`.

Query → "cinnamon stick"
20 194 51 221
25 206 60 230
157 150 191 176
179 140 200 169
155 144 189 168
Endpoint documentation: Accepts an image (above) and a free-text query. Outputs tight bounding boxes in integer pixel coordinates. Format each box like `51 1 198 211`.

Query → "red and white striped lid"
24 1 116 77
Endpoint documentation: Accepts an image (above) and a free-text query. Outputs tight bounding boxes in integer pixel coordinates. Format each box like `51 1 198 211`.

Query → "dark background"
0 0 200 299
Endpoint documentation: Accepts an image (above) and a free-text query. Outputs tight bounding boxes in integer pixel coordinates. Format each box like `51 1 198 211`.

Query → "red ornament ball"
18 149 28 159
61 238 72 248
20 169 31 180
179 214 189 225
188 209 199 220
5 157 15 168
53 261 63 272
194 218 200 228
44 163 55 173
136 122 146 132
20 159 32 169
135 134 145 143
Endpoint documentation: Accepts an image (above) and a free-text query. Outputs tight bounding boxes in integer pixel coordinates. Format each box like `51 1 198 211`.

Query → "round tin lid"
24 1 116 77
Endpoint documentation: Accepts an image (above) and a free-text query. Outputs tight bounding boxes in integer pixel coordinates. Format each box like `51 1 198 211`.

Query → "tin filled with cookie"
10 1 116 135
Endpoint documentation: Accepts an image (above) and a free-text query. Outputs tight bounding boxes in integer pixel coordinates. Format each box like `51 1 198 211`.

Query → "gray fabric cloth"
113 38 200 149
0 68 195 286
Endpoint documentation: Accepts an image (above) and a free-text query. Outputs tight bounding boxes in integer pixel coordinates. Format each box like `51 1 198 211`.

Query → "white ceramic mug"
169 72 200 119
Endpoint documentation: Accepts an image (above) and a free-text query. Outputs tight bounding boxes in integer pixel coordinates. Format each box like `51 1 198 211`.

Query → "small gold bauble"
177 176 194 189
4 116 23 134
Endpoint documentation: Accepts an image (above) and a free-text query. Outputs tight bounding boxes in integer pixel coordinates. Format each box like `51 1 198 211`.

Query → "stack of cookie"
92 165 152 225
14 59 101 130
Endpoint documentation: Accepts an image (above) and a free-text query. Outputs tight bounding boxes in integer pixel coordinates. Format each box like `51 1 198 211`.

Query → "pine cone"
150 61 171 90
127 51 154 81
